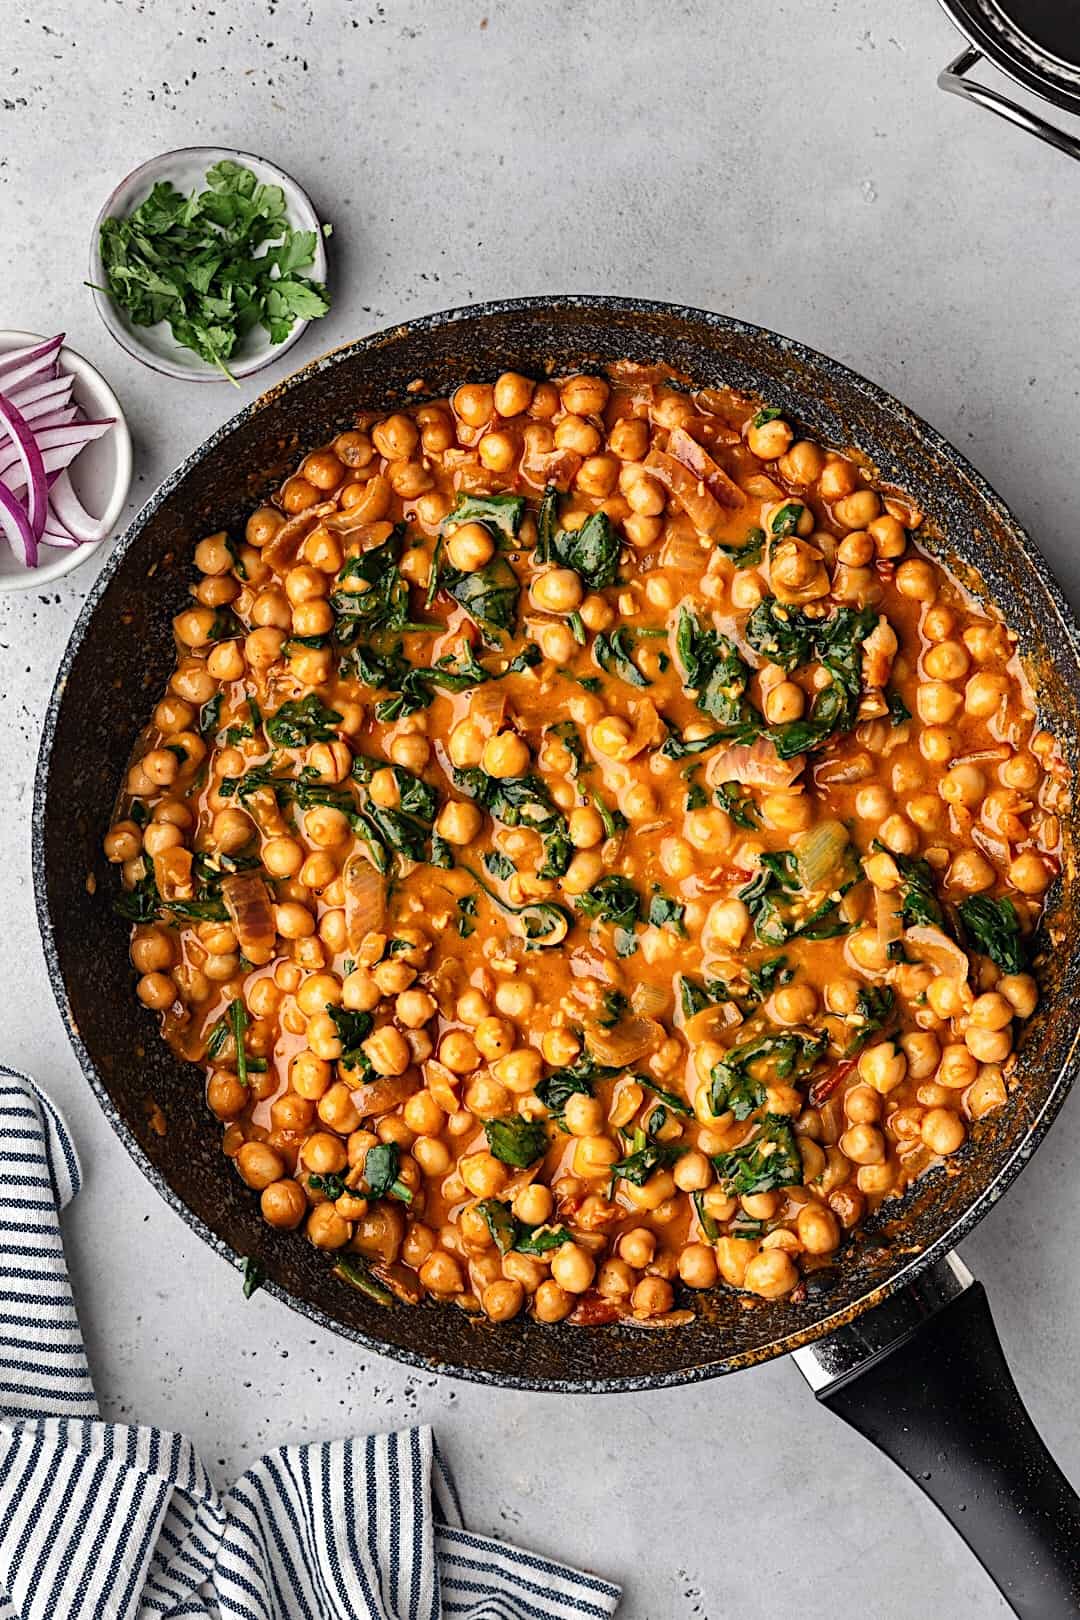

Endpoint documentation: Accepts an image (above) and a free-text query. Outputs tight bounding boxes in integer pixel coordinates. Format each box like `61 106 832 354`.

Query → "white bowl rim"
87 144 328 384
0 329 133 593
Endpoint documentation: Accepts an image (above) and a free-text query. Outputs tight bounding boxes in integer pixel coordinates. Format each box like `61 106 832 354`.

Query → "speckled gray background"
3 2 1080 1615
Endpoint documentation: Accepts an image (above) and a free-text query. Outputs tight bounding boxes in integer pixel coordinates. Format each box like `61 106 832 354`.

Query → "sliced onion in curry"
705 735 804 791
221 871 276 963
344 852 387 949
665 425 745 510
586 1014 664 1068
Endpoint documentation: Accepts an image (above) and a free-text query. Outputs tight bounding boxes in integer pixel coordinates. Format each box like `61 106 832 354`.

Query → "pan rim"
32 293 1080 1392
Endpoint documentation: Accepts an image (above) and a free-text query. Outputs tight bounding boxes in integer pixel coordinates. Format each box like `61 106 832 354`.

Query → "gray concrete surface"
3 1 1080 1614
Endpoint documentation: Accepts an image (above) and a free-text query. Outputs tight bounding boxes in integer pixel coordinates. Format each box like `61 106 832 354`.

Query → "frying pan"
33 297 1080 1615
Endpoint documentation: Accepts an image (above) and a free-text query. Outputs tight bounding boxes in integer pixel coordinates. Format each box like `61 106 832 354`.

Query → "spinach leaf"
745 955 793 1003
242 1257 265 1299
637 1076 693 1117
593 628 649 688
675 606 755 726
768 501 805 538
599 989 630 1028
457 893 478 937
475 1198 571 1255
712 1114 804 1196
430 833 454 870
740 847 858 946
330 529 418 634
484 849 516 881
484 1116 549 1168
716 526 765 568
959 895 1027 974
593 793 628 840
536 1054 618 1118
648 887 686 935
549 720 585 777
745 598 815 670
574 875 641 932
709 1030 828 1120
364 1141 413 1202
351 756 438 822
326 1005 373 1058
891 850 946 929
265 694 342 748
445 556 520 643
611 1141 686 1186
683 766 709 811
535 484 559 563
309 1171 348 1201
751 407 783 428
552 510 620 590
888 690 911 725
443 490 525 539
716 780 758 828
844 986 896 1056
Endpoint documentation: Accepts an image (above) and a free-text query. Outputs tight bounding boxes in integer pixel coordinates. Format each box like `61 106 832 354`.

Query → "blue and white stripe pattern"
0 1066 621 1620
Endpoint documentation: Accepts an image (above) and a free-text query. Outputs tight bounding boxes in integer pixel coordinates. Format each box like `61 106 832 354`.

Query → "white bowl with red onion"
0 331 132 590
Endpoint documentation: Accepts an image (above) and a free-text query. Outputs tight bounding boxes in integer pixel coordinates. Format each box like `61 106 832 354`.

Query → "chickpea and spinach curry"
106 363 1068 1328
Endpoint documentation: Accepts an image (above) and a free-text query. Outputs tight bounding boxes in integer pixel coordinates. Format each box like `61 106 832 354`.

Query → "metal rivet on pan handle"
939 45 1080 163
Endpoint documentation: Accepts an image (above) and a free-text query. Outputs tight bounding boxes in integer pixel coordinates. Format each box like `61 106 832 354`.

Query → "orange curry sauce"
106 364 1068 1326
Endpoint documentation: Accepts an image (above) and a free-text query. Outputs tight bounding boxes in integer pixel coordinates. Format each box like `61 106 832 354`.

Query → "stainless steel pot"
938 0 1080 160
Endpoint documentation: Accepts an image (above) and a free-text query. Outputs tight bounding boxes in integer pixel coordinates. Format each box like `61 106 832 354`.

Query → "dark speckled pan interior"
32 297 1080 1390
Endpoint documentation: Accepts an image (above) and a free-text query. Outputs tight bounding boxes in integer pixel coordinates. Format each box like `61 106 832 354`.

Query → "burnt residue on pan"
32 297 1080 1391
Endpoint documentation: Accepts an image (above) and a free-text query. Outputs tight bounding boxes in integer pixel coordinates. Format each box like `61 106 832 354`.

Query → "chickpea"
948 850 996 894
998 973 1038 1019
261 1179 308 1230
917 682 963 725
237 1141 284 1190
858 1041 907 1095
673 1150 712 1192
964 671 1009 718
771 983 818 1026
530 567 584 615
493 371 534 416
796 1203 840 1254
619 1228 656 1269
363 1025 411 1077
481 731 530 779
212 807 253 855
136 972 176 1011
1009 852 1050 895
900 1031 941 1081
302 449 346 489
551 1243 595 1294
747 416 793 460
840 1123 885 1165
895 558 937 602
446 521 495 572
631 1276 675 1316
560 374 609 416
921 1108 966 1156
207 1071 247 1120
307 1203 352 1249
967 1065 1008 1120
560 851 604 896
493 1049 543 1094
454 383 495 428
389 733 431 773
969 991 1013 1031
475 1016 515 1061
833 489 880 530
436 799 483 845
743 1250 799 1298
533 1280 573 1323
105 821 143 863
703 898 750 952
459 1151 509 1199
301 1132 348 1176
513 1183 554 1225
440 1030 481 1074
924 640 970 682
941 763 986 809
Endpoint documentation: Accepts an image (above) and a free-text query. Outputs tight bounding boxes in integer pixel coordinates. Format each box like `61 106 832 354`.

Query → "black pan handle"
795 1258 1080 1617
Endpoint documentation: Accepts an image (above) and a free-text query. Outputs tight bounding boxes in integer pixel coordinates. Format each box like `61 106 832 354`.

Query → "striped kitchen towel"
0 1065 621 1620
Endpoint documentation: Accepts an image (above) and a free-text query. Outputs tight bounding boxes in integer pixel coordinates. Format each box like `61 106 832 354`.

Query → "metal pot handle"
939 46 1080 163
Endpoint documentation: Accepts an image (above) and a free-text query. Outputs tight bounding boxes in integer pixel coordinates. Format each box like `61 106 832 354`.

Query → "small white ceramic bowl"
0 331 133 593
88 146 328 383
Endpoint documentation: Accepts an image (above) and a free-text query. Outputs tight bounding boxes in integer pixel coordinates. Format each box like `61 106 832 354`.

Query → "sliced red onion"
0 417 115 484
0 476 37 566
49 471 104 545
0 333 63 379
21 405 79 432
0 391 47 541
7 375 71 411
